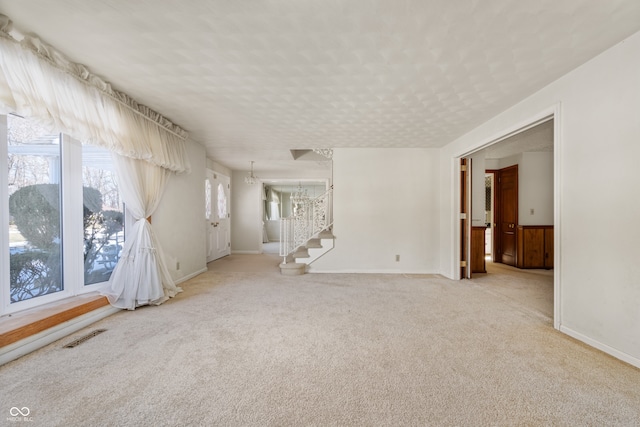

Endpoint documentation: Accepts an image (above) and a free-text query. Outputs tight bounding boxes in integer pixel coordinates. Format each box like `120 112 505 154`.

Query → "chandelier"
291 183 309 205
244 161 258 184
312 148 333 159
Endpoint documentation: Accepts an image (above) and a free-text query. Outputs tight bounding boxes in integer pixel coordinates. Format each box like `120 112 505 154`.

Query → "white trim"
0 304 120 366
560 325 640 370
552 105 562 330
230 250 261 255
0 115 8 313
454 106 557 159
61 134 84 299
174 267 207 285
309 269 440 274
451 103 562 330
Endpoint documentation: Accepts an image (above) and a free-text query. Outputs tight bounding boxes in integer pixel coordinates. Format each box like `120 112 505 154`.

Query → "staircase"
279 188 334 275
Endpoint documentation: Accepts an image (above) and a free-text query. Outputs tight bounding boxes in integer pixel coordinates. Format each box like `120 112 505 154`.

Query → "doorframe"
206 169 231 262
460 158 470 279
452 104 562 330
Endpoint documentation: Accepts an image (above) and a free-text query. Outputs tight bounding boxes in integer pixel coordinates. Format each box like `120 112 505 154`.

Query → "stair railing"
280 187 333 263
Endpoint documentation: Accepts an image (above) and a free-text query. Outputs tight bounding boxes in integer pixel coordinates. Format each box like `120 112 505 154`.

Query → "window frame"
1 115 120 315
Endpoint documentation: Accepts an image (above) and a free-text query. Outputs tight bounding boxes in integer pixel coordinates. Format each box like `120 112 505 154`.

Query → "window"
82 145 123 286
217 182 227 219
2 114 124 314
6 116 63 304
205 178 211 220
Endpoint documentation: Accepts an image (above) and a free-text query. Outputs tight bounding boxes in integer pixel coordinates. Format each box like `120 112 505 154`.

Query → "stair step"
305 238 322 248
279 262 305 276
317 230 335 239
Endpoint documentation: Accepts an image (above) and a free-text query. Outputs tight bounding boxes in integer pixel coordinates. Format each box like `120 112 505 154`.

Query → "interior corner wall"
439 30 640 367
230 170 262 253
153 139 207 282
311 148 440 273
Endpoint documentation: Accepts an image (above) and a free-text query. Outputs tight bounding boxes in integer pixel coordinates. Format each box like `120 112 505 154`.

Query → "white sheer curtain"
0 14 189 309
101 154 182 309
0 15 190 173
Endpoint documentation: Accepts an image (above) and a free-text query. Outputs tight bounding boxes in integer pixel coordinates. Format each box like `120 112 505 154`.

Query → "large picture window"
2 114 124 314
6 115 63 304
82 145 124 286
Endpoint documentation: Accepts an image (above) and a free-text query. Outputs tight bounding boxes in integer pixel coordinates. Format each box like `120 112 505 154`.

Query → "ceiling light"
312 148 333 159
245 161 258 184
291 182 309 206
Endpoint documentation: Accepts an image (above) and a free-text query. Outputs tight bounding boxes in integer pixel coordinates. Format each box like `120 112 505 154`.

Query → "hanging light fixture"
312 148 333 159
245 161 258 184
291 182 309 205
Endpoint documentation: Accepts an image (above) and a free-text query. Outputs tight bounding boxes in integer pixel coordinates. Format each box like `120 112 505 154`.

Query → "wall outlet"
395 255 400 262
530 208 534 215
176 261 180 270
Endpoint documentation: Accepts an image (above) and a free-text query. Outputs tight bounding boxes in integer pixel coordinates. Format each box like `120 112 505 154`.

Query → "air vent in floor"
63 329 107 348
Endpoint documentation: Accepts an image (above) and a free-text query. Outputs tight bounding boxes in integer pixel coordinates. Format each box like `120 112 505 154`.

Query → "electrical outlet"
530 208 534 215
176 261 180 270
395 255 400 262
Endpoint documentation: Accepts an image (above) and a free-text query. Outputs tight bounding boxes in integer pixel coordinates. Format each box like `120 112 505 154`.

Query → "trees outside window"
3 114 124 312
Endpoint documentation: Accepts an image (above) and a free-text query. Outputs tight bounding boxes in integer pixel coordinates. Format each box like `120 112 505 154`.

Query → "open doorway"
460 117 556 321
261 180 329 254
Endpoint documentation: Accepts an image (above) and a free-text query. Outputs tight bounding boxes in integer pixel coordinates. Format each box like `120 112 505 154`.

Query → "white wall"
439 30 640 367
486 151 554 226
519 152 554 226
230 170 263 253
312 148 440 273
153 139 207 282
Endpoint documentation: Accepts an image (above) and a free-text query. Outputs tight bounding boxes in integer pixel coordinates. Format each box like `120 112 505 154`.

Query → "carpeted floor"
1 256 639 426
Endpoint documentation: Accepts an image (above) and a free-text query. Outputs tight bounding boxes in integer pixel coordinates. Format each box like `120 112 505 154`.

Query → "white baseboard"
175 267 207 285
0 305 120 366
307 268 440 275
560 325 640 369
231 250 261 254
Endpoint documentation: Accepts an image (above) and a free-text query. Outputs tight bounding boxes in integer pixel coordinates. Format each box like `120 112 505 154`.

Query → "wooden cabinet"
516 226 553 269
471 226 487 273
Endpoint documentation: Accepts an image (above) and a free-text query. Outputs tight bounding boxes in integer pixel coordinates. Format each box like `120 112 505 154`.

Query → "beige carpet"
1 256 639 426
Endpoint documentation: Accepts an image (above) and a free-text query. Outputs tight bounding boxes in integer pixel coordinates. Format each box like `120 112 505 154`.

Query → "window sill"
0 293 109 348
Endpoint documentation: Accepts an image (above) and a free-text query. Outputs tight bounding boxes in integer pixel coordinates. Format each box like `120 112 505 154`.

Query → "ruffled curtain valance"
0 14 190 173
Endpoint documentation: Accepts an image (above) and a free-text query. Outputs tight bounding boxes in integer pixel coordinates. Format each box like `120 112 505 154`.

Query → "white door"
206 170 231 262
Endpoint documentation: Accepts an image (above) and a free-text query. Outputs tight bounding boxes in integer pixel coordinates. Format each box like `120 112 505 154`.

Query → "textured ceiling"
1 0 640 174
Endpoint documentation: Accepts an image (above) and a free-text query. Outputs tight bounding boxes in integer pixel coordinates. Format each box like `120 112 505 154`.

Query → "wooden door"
496 165 518 266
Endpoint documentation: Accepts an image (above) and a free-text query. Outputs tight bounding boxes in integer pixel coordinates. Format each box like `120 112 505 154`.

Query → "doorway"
261 180 329 254
206 170 231 262
458 115 557 324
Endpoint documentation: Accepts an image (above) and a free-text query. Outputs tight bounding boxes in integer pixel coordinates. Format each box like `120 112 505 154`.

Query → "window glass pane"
217 183 227 219
205 178 211 220
82 145 123 285
7 115 63 303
